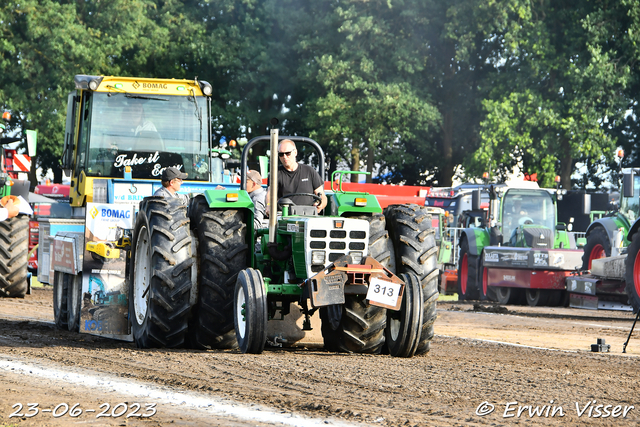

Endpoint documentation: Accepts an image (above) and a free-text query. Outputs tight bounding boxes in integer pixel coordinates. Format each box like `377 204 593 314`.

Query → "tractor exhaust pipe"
269 127 279 243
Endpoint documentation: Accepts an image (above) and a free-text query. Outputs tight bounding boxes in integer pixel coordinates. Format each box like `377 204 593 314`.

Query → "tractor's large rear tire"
0 215 29 298
53 271 69 330
582 226 610 270
188 196 248 349
457 237 479 301
129 197 194 348
320 213 391 354
384 204 438 355
624 231 640 313
234 268 267 354
320 296 387 353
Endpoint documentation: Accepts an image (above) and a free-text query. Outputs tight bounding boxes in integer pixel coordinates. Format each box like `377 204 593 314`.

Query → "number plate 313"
366 277 402 309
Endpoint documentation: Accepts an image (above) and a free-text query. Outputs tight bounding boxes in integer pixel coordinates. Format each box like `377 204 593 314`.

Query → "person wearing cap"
0 198 19 222
246 170 266 229
154 167 189 204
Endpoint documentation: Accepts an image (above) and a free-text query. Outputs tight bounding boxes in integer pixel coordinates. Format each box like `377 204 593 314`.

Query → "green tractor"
0 113 34 298
582 170 640 270
129 127 439 356
457 186 584 306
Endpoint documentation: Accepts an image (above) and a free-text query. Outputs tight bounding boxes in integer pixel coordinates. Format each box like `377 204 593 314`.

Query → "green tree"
296 0 440 183
466 0 631 189
0 0 168 183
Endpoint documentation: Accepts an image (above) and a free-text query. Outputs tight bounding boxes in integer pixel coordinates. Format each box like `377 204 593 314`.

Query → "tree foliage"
0 0 637 189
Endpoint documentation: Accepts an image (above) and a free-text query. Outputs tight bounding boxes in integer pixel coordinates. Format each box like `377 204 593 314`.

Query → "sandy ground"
0 288 639 426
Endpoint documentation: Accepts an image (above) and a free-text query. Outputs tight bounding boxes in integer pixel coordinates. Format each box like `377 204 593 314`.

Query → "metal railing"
439 227 464 268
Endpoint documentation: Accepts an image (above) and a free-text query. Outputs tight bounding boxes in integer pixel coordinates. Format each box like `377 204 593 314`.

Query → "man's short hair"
247 170 263 184
278 139 296 150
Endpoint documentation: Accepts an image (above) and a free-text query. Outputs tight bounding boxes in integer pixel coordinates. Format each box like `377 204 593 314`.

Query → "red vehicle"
323 181 430 209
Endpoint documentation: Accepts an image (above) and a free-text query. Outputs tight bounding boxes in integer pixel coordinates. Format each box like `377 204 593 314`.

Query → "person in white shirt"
130 103 157 135
246 169 266 229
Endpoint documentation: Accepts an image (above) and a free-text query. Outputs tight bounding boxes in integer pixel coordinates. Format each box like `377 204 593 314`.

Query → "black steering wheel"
278 193 322 207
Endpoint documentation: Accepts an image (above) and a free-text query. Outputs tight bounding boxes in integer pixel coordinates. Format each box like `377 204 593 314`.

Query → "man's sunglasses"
278 150 294 157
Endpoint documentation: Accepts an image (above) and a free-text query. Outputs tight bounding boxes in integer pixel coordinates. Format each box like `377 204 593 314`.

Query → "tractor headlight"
349 251 363 264
199 80 213 96
311 251 326 265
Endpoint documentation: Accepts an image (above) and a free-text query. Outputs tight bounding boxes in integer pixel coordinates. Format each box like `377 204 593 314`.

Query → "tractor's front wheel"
385 273 423 357
234 268 267 354
129 197 194 348
384 204 438 355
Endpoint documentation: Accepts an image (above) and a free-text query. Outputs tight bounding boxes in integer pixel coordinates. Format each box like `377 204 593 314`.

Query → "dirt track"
0 288 639 426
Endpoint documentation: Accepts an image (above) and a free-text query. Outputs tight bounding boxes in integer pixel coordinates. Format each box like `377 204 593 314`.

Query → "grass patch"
29 274 48 288
438 293 459 301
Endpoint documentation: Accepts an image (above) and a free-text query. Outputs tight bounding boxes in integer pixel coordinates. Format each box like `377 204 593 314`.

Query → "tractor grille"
523 227 553 248
305 218 369 275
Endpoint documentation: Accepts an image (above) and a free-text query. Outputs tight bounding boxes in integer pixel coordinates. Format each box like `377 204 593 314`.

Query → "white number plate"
366 277 401 307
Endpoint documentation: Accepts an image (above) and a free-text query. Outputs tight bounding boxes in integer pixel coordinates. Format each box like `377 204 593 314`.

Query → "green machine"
0 112 36 298
582 170 640 270
129 124 440 357
457 186 585 306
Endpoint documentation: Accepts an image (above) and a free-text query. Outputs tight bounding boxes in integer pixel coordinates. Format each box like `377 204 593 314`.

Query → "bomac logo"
132 81 140 89
142 83 168 90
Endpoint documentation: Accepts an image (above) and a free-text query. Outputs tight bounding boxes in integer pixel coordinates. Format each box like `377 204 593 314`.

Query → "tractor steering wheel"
278 193 322 207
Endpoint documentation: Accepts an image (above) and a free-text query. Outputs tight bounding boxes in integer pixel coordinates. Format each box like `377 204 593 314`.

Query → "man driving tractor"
267 139 327 213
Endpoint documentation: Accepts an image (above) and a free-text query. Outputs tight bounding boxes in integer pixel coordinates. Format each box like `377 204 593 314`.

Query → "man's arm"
314 185 327 213
253 193 267 229
1 199 19 220
309 166 327 213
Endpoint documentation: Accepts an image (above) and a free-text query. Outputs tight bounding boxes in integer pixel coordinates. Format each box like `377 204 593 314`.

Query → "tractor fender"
627 218 640 242
586 217 626 244
459 228 490 257
330 192 382 216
